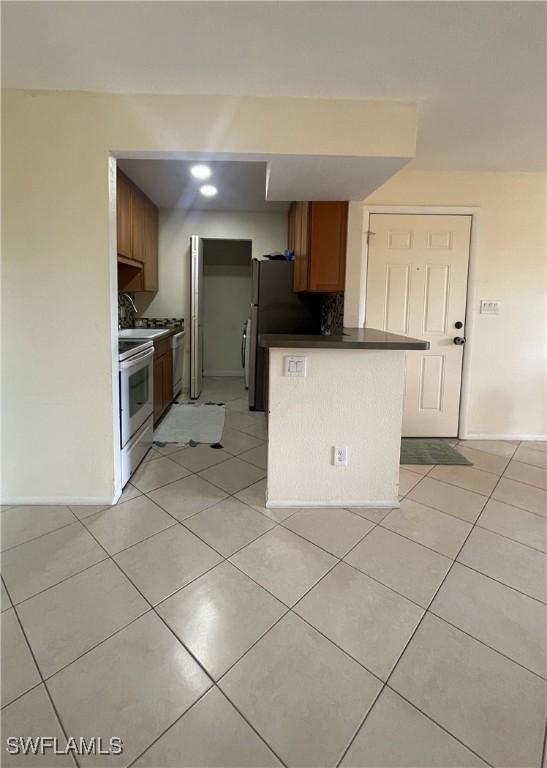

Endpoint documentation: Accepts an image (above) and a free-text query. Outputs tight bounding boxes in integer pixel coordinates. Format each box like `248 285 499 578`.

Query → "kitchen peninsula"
260 328 429 509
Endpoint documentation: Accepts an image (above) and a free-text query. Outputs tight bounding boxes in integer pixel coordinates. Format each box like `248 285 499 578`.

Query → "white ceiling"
117 154 411 210
117 159 289 211
2 2 545 172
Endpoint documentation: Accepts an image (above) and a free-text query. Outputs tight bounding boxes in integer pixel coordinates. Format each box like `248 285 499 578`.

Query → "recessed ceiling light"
200 184 218 198
190 164 212 180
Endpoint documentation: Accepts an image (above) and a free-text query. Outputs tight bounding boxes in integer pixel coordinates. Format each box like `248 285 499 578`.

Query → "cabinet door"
293 202 309 292
162 352 173 409
308 202 348 292
130 186 145 263
287 203 296 254
116 171 132 258
143 197 158 291
153 355 163 422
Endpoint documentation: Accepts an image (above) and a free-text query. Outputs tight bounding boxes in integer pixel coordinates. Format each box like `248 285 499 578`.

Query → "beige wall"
3 89 414 502
345 171 546 438
136 208 287 318
203 262 251 378
135 208 287 388
267 348 404 506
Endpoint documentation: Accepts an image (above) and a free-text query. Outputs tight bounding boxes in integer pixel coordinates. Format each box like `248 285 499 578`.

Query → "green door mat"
401 439 472 465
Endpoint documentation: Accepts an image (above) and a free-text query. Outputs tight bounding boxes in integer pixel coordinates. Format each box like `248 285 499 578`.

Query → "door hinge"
365 230 376 245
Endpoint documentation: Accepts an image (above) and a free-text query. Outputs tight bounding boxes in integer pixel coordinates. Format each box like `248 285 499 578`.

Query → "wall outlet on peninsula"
333 446 348 467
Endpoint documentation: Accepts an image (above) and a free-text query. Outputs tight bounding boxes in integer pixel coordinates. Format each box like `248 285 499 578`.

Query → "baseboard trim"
203 370 245 378
266 500 399 509
459 433 547 441
0 496 117 506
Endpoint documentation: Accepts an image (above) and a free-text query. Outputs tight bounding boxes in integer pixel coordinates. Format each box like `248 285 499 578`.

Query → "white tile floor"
1 377 546 767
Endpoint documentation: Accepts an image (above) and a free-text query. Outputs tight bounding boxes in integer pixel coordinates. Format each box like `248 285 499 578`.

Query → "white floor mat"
153 403 225 445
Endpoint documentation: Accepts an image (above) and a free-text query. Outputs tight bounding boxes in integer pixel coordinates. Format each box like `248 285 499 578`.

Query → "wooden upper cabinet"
117 169 159 292
290 201 309 293
116 172 132 259
143 196 159 292
287 203 296 254
290 201 347 293
130 186 145 263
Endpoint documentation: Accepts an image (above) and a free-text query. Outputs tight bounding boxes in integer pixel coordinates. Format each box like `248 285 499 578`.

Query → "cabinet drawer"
154 335 172 359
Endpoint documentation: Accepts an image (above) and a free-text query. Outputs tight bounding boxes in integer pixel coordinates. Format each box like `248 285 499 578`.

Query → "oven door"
119 347 154 447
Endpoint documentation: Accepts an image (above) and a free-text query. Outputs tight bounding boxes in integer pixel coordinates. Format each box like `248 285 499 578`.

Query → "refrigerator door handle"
241 323 247 368
248 304 259 408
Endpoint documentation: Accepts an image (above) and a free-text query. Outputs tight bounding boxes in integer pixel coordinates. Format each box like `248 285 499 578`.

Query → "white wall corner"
343 201 367 328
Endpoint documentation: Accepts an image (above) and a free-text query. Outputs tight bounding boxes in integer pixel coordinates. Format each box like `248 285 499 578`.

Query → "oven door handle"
119 347 154 371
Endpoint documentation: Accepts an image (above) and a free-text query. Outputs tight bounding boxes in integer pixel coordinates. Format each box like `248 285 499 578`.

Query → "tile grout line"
392 480 547 558
375 509 546 603
125 414 293 766
17 479 295 764
383 685 496 768
445 559 547 606
5 555 111 611
1 578 81 768
0 511 81 555
335 466 513 768
3 436 543 765
474 520 546 555
541 718 547 768
426 608 547 682
8 502 288 710
500 467 547 491
124 686 215 768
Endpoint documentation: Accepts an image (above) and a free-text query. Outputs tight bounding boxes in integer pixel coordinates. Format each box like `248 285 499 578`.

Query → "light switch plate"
480 299 500 314
284 355 307 377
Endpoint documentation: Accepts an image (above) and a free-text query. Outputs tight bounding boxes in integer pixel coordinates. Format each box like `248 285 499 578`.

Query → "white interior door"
366 213 471 437
190 235 204 399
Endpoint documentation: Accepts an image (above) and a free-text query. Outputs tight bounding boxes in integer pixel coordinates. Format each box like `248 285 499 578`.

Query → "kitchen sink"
119 328 172 340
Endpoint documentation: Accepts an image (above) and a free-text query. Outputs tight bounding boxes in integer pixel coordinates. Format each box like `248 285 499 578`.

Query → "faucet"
121 293 138 314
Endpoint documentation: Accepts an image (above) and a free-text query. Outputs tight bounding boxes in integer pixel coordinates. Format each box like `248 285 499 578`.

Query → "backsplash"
118 293 136 329
321 293 345 334
118 293 184 331
134 317 184 330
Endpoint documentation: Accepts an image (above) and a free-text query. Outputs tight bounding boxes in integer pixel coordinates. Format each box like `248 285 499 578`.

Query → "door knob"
453 336 466 345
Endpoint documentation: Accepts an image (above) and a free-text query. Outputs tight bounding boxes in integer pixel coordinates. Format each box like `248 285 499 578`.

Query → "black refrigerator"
247 259 321 411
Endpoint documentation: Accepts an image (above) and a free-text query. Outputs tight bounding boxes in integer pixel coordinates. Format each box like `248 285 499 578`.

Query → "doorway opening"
190 237 252 403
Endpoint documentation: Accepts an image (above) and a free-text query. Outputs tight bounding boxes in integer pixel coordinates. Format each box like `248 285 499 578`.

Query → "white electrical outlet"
333 446 348 467
284 355 307 377
480 299 500 315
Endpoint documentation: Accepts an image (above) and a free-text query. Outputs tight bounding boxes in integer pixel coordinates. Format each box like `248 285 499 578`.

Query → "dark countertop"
259 327 430 350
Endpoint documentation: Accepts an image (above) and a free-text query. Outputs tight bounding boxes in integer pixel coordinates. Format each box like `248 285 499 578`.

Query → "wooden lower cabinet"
153 336 174 423
162 353 173 410
153 355 164 422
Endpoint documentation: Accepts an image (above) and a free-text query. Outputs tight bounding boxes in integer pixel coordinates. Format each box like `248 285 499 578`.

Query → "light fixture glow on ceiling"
190 164 212 180
200 184 218 198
